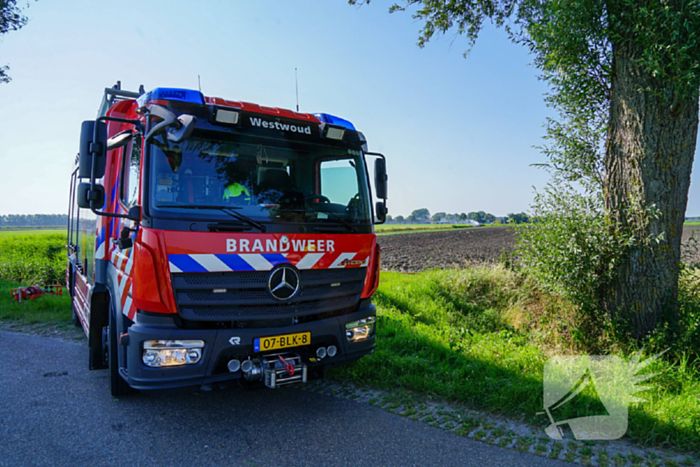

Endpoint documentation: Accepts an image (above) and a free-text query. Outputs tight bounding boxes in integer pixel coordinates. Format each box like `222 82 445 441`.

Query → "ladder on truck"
97 81 145 118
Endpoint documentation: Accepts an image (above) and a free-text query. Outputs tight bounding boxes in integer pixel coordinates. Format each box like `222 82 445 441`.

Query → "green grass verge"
685 222 700 226
0 278 71 323
331 267 700 452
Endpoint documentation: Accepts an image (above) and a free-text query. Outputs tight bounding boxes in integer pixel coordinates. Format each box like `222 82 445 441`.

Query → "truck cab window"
121 134 142 208
319 159 360 206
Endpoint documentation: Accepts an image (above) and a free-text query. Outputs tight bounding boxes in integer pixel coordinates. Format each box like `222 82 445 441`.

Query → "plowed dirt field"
377 225 700 272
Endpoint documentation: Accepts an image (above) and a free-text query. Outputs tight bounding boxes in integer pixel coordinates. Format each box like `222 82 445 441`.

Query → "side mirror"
145 105 176 141
167 114 196 143
79 120 107 179
376 201 388 224
145 104 196 143
127 205 141 222
77 182 105 210
374 158 388 200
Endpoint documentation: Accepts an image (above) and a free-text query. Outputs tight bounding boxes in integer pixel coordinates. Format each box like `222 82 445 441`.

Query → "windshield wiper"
280 207 357 233
156 204 267 232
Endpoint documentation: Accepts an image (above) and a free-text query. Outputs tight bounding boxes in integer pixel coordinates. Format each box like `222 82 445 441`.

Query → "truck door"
67 168 97 331
110 132 142 321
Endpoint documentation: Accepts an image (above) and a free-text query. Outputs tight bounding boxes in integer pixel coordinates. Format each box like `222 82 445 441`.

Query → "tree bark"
603 33 699 338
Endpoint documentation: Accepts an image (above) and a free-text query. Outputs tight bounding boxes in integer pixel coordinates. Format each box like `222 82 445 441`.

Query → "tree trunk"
603 35 699 338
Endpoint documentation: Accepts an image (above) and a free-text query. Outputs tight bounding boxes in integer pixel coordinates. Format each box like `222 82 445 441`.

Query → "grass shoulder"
331 266 700 453
0 278 71 323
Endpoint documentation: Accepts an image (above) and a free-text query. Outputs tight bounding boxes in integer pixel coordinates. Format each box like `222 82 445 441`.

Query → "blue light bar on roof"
314 113 356 131
137 87 205 107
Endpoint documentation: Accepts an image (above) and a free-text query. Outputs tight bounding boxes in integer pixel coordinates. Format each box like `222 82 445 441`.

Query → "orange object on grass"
11 284 63 302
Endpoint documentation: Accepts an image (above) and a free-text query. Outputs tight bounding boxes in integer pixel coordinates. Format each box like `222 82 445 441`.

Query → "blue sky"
0 0 697 218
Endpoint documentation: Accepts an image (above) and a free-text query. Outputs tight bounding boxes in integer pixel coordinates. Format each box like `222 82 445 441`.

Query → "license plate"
254 332 310 352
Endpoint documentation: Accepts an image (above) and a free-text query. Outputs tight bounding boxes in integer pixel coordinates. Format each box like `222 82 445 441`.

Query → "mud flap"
89 291 109 370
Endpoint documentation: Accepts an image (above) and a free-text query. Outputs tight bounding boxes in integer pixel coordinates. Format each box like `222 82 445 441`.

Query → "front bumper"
123 303 376 390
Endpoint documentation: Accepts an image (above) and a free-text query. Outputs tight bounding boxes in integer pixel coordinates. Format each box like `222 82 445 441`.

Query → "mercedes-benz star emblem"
268 265 300 301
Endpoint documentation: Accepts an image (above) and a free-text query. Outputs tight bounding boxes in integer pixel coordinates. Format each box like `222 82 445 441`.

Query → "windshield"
149 134 371 227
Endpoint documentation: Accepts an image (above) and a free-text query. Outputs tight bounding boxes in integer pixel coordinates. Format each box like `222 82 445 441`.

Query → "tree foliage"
506 212 529 224
409 208 431 221
0 0 29 84
431 211 446 222
352 0 700 338
0 213 68 227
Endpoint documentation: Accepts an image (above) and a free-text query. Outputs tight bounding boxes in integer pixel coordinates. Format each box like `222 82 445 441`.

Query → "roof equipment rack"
97 80 145 118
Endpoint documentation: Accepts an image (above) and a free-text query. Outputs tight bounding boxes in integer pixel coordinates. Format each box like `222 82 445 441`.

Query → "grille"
171 268 366 321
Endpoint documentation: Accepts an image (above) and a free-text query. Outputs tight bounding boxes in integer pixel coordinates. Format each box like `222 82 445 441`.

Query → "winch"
237 353 308 389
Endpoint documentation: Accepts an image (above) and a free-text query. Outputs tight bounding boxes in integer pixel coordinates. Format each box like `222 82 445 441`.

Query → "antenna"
295 68 299 112
198 75 202 92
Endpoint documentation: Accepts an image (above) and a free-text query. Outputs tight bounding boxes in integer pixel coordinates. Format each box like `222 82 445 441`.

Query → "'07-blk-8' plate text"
254 332 311 352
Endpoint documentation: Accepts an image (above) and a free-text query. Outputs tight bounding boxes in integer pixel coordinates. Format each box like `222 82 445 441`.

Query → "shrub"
516 187 631 350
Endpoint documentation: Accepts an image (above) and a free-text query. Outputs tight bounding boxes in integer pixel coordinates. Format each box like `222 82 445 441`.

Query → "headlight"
142 340 205 367
345 316 376 342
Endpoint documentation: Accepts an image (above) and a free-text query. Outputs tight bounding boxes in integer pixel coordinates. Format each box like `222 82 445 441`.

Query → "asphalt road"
0 330 569 467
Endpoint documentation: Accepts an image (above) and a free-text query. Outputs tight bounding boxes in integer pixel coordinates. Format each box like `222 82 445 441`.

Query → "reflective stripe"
296 253 324 270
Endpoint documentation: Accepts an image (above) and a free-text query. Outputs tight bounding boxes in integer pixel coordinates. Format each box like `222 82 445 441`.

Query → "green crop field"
0 232 66 286
0 229 66 236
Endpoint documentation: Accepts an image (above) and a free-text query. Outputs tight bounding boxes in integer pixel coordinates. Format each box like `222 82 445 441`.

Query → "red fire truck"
68 82 387 396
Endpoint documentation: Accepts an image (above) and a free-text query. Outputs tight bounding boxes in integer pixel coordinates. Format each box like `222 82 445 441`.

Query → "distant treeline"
0 214 68 228
387 209 530 225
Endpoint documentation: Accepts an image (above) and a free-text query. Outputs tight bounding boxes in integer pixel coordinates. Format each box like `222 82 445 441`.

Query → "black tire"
108 303 135 397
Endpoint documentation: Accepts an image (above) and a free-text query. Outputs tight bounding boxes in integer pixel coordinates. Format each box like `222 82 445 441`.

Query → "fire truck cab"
67 82 387 396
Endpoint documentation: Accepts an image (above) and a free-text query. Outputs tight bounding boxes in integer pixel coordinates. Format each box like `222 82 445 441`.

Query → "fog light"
228 359 241 373
345 316 376 342
316 347 327 359
327 345 337 357
142 340 204 367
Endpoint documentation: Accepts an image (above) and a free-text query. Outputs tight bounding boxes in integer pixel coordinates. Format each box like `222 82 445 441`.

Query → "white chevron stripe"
330 252 357 269
169 261 183 273
117 253 127 271
123 296 133 318
190 254 232 272
239 254 274 271
296 253 324 270
125 251 135 275
96 240 105 260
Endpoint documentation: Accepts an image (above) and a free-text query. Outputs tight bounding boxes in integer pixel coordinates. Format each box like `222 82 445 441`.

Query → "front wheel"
108 303 135 397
